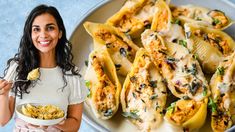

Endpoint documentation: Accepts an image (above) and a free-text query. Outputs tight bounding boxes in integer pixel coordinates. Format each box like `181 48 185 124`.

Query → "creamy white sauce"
164 24 185 42
111 51 132 75
134 1 156 21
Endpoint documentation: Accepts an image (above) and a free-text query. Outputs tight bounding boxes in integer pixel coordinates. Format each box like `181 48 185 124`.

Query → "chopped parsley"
85 60 89 67
179 40 187 48
208 97 217 113
216 67 225 75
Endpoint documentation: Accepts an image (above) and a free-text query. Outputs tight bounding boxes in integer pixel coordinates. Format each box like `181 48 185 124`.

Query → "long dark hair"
2 4 79 98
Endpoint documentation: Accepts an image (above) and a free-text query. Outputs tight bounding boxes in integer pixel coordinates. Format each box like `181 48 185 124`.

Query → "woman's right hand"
0 79 13 96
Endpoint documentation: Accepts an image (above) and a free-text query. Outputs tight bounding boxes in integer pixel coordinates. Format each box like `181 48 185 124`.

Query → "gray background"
0 0 235 131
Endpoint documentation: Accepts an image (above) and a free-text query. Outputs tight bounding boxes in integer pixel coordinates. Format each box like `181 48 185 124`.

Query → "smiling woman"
0 4 88 132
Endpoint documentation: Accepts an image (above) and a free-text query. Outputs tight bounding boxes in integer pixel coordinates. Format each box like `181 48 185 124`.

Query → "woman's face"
31 13 62 55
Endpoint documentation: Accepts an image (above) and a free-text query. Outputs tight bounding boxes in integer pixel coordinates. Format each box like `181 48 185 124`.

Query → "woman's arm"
54 103 83 132
0 80 15 126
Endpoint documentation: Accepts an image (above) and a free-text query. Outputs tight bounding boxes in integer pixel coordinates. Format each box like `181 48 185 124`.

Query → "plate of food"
70 0 235 131
16 103 66 126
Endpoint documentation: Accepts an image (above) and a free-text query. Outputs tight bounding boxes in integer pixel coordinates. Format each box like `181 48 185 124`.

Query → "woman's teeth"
39 41 49 45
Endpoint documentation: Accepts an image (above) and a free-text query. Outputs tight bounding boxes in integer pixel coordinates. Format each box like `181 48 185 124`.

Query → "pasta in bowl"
16 103 66 126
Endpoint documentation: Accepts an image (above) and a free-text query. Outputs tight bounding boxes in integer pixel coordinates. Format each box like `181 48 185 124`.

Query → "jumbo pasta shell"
210 52 235 131
151 0 172 33
84 21 139 76
141 29 210 101
106 0 158 38
170 5 234 30
121 48 167 131
84 49 121 119
165 99 207 131
185 23 235 74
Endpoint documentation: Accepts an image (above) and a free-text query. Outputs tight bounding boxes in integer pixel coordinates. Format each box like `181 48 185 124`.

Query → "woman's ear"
59 31 62 39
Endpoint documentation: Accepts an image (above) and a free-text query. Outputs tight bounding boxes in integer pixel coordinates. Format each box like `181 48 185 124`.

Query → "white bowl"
16 103 66 126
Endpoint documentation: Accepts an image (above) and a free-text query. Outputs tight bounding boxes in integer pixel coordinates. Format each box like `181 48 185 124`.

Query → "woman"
0 4 87 131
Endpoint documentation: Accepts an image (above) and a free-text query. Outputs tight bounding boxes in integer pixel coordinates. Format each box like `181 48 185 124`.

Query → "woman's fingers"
0 80 8 88
0 80 13 95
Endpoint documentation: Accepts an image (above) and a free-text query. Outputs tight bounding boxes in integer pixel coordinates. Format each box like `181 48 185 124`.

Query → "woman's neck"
39 51 57 68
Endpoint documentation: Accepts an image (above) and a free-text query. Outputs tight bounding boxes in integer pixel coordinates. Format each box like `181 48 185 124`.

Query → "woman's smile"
38 40 51 47
31 13 62 54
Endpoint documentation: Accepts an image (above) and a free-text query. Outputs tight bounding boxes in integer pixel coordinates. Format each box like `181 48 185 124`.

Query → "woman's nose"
39 30 48 38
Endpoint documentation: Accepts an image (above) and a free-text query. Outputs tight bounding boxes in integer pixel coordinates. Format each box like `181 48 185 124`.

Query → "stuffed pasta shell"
106 0 159 38
165 99 208 131
121 48 167 131
184 23 235 74
210 52 235 131
141 29 210 101
84 21 139 76
84 49 121 119
151 0 185 43
151 0 172 33
170 5 234 30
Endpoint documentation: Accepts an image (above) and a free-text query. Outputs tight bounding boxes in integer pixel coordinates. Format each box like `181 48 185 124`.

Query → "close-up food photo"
0 0 235 132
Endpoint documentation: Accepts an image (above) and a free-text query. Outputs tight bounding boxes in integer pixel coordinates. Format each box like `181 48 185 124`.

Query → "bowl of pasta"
16 103 66 126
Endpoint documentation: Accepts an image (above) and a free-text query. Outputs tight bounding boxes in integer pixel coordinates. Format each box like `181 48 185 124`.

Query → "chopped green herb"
85 80 91 88
132 92 137 98
141 99 146 103
212 18 221 25
150 94 158 100
186 63 197 76
104 109 113 117
85 60 89 67
193 53 199 60
189 80 201 95
218 83 228 90
217 67 225 75
182 96 190 100
179 40 187 48
144 24 151 29
203 85 207 96
167 102 176 113
171 19 181 25
130 109 139 114
149 80 158 88
140 83 146 89
223 59 228 62
87 89 91 98
155 105 161 110
122 112 140 119
214 37 221 43
166 57 178 64
106 43 112 48
196 17 202 21
208 97 217 113
115 64 122 71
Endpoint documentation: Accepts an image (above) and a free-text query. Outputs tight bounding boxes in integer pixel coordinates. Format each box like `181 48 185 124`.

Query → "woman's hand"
0 80 12 96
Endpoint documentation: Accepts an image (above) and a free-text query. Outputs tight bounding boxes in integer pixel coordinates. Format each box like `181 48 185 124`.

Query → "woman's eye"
47 26 54 31
33 28 40 32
